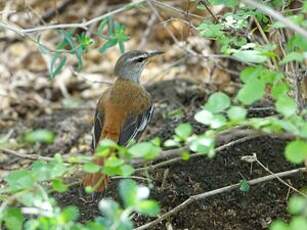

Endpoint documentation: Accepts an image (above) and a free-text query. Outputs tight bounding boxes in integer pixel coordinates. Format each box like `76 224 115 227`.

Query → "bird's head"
114 50 164 83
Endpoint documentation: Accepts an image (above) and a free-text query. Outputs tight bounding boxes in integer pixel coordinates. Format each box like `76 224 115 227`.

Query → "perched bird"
83 50 163 192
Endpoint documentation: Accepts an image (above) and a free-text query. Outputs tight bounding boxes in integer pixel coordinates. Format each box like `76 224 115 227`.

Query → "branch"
241 0 307 39
135 167 306 230
0 0 146 34
133 129 295 171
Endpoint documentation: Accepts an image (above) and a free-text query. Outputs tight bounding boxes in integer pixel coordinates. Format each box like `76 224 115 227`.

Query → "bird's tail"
83 157 109 192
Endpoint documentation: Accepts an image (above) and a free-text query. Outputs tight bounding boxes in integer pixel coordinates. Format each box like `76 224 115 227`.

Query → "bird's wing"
91 107 104 151
118 105 154 146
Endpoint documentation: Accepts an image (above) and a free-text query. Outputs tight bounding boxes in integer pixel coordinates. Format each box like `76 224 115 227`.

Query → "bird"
83 50 163 192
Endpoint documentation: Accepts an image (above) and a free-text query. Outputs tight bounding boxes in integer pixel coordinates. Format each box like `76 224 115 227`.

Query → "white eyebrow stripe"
129 53 148 62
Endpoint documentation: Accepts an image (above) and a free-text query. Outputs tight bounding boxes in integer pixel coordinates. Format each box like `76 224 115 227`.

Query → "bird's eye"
136 57 145 62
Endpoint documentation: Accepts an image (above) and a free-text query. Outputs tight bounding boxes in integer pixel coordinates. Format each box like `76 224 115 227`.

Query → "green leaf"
119 179 137 207
288 196 306 215
3 208 24 230
5 169 35 190
285 140 307 164
175 123 193 140
280 52 305 64
136 200 160 217
194 110 214 126
189 135 215 156
271 81 289 100
239 179 250 192
52 178 68 192
194 110 226 128
204 92 231 113
49 53 66 79
240 66 263 83
210 114 227 129
59 206 79 223
227 106 247 121
83 162 101 173
24 129 55 144
163 139 180 147
270 220 289 230
289 216 307 230
118 41 125 53
104 156 124 168
98 198 120 219
120 164 135 177
197 22 224 38
300 122 307 138
181 151 190 160
31 159 66 181
128 142 161 160
233 50 268 63
275 95 296 117
237 78 265 105
97 18 109 34
99 39 117 53
208 0 237 6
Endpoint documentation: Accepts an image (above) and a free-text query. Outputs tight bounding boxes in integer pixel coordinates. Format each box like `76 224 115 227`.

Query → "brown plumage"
83 50 163 192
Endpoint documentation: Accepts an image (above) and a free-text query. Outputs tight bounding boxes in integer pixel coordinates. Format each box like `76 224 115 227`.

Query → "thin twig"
241 0 307 39
3 0 146 34
254 156 307 198
199 0 218 23
135 167 306 230
0 147 53 161
135 134 260 172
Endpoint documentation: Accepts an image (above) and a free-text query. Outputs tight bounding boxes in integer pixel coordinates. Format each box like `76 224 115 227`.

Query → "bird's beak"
147 50 164 58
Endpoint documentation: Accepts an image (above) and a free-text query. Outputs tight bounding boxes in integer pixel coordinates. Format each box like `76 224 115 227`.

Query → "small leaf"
271 81 289 100
175 123 193 140
120 164 135 177
239 179 250 192
210 114 227 129
104 156 124 168
181 151 190 160
163 139 180 147
233 50 268 63
119 179 137 207
280 52 305 64
189 135 215 155
289 216 307 230
59 206 79 223
237 78 265 105
227 106 247 121
275 95 296 117
288 196 306 214
270 220 289 230
204 92 231 113
285 140 307 164
49 53 66 79
83 162 101 173
128 142 161 160
97 18 109 34
194 110 214 125
240 66 263 83
5 170 35 190
136 200 160 217
24 129 55 144
52 179 68 193
99 39 117 53
98 198 120 218
3 208 24 230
